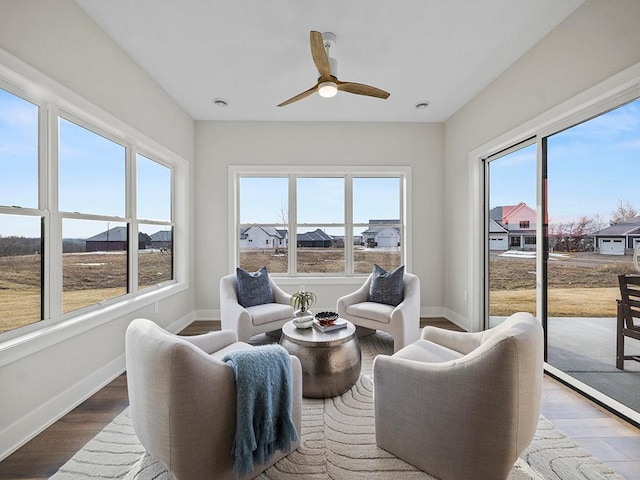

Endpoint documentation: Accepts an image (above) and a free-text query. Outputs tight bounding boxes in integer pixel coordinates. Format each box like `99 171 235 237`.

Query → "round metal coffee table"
279 320 361 398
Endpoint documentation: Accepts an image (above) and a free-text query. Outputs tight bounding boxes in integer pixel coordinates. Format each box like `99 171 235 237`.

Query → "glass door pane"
545 98 640 416
486 143 537 328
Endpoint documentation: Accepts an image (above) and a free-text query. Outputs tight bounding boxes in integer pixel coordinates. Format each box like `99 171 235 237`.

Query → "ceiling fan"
278 31 390 107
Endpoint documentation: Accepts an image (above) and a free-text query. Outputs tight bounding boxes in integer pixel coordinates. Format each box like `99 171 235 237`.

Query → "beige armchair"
125 318 302 480
373 312 543 480
337 272 420 353
220 273 294 342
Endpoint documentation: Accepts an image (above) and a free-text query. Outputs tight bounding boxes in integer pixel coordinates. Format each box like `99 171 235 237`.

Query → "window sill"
0 281 187 368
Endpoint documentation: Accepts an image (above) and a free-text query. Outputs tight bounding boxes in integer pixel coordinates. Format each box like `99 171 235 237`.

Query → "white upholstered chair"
337 272 420 353
125 318 302 480
373 312 543 480
220 273 294 342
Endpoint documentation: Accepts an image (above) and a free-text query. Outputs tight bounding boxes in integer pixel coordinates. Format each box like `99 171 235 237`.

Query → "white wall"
443 0 640 329
0 0 195 460
194 121 444 317
0 0 193 160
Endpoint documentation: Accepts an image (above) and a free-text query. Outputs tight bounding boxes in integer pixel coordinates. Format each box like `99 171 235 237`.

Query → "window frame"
470 63 640 425
229 165 411 277
0 58 188 350
0 79 49 336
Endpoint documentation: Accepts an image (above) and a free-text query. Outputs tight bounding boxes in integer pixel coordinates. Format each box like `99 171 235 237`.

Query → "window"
238 177 288 273
296 177 345 274
0 87 43 334
353 177 401 273
519 220 530 229
137 154 173 290
234 169 408 276
59 117 128 313
0 75 183 339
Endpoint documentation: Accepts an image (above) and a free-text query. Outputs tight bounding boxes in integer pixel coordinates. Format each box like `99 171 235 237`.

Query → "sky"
1 88 171 238
240 176 401 237
3 87 640 238
489 98 640 226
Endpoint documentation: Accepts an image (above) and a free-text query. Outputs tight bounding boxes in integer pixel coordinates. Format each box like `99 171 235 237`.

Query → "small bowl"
315 311 339 326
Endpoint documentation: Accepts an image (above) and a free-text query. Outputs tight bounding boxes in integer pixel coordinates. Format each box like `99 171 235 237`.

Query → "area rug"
50 333 624 480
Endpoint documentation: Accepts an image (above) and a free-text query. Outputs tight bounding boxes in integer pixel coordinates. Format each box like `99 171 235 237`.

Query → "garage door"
489 237 507 251
600 238 624 255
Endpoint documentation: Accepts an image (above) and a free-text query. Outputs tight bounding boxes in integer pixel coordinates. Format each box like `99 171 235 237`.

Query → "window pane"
0 88 39 208
353 177 400 224
545 99 640 415
487 144 537 325
354 225 401 273
240 177 288 224
137 154 171 221
62 219 128 313
239 226 288 273
138 224 173 289
59 118 125 216
297 177 344 223
296 227 344 274
0 215 42 333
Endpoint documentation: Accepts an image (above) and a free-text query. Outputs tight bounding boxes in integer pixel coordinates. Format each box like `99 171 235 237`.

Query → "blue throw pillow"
368 264 404 307
236 266 274 308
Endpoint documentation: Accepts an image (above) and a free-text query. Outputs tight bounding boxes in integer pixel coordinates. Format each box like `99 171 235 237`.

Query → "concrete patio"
547 316 640 415
491 315 640 416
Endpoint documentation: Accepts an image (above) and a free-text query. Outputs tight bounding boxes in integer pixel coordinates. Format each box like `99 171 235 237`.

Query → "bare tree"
590 213 607 233
548 215 596 252
610 200 638 225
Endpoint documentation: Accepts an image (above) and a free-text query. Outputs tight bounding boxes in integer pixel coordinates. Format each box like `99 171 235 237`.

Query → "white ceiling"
75 0 584 123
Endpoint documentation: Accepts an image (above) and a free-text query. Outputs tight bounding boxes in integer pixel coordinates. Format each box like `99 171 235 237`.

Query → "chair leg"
616 301 624 370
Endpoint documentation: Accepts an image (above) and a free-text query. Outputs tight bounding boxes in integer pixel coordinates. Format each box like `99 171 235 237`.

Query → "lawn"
1 248 632 334
488 254 634 317
239 247 401 274
0 251 172 334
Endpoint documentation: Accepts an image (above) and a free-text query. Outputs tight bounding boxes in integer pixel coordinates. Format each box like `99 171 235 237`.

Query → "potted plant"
290 289 317 327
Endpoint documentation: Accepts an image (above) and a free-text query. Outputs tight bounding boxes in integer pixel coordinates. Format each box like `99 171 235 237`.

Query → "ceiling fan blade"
310 31 330 80
277 83 318 107
337 81 390 99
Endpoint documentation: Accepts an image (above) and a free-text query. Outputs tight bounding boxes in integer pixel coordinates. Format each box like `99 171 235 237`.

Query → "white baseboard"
194 309 219 321
0 352 125 462
442 308 469 331
420 306 446 318
165 311 197 334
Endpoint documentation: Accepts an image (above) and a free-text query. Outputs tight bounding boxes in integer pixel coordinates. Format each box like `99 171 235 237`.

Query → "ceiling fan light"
318 81 338 98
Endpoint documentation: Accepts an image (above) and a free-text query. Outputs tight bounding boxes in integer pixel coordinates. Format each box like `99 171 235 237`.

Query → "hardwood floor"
0 319 638 479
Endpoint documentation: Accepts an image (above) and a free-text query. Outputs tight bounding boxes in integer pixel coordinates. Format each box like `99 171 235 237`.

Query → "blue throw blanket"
222 344 298 477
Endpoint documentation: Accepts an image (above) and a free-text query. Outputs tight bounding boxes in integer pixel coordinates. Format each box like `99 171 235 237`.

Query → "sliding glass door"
485 142 537 328
544 98 640 417
484 97 640 420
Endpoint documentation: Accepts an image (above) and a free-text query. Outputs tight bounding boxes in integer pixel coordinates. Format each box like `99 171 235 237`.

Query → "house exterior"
591 216 640 255
297 229 333 248
150 230 172 250
239 227 287 249
361 219 401 248
489 203 536 250
85 227 152 252
488 219 509 251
